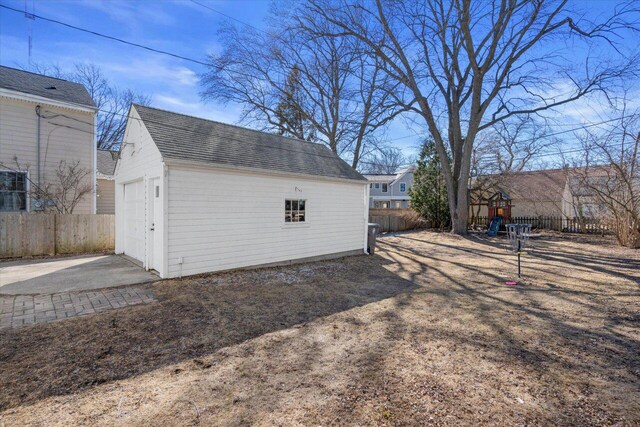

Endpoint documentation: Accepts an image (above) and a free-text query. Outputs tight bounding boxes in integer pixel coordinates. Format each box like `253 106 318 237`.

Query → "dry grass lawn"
0 230 638 426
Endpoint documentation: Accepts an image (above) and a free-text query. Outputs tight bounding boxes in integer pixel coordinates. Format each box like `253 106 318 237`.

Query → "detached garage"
114 104 369 279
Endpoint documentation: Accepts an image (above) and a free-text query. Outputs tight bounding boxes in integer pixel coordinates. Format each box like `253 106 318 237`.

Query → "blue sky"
1 0 638 164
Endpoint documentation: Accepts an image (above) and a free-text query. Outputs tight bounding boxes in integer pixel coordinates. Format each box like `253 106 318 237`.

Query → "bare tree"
469 116 558 223
200 6 403 169
361 146 407 174
29 63 150 149
1 158 92 214
573 107 639 248
305 0 639 233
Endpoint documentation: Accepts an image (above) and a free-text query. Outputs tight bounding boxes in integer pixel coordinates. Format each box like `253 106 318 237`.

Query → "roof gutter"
0 88 97 113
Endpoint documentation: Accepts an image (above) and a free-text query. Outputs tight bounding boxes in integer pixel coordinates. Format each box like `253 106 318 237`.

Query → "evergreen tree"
274 65 315 141
410 139 451 230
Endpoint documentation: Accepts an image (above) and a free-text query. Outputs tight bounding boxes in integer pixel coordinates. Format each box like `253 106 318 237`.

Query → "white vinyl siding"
0 96 95 213
166 165 366 278
96 178 115 214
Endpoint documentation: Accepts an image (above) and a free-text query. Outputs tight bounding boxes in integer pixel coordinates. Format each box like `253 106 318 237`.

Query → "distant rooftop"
363 165 416 183
0 65 96 108
97 149 118 176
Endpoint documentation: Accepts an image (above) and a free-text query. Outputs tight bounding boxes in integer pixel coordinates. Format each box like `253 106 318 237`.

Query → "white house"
0 66 97 213
96 149 117 214
115 105 369 279
364 166 415 208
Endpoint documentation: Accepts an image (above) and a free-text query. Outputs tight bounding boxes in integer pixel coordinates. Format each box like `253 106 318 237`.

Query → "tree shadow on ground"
2 231 639 425
461 232 640 284
298 234 639 425
0 255 416 411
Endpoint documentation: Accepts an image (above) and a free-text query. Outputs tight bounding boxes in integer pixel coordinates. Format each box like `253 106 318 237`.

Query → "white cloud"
154 94 243 125
102 60 199 87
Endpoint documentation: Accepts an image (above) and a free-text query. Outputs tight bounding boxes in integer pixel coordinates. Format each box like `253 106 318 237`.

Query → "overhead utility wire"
0 4 340 96
3 3 622 147
30 104 634 170
189 0 265 34
0 4 210 67
3 4 633 161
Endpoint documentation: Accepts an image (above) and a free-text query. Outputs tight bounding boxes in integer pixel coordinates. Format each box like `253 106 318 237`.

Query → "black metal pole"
517 239 521 278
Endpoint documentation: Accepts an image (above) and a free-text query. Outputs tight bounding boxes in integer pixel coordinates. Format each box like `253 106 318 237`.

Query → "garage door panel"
124 181 145 263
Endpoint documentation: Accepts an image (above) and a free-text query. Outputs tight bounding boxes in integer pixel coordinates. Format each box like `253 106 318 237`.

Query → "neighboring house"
96 149 118 214
0 66 97 213
470 167 609 220
364 166 415 208
115 105 369 279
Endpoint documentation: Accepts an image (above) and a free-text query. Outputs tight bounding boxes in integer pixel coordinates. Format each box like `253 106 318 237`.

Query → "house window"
369 183 372 189
374 183 380 189
0 171 27 211
399 182 406 192
285 199 306 222
382 183 388 193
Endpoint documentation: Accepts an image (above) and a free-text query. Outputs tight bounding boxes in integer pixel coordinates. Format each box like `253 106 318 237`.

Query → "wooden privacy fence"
0 213 115 258
469 215 611 234
369 208 426 232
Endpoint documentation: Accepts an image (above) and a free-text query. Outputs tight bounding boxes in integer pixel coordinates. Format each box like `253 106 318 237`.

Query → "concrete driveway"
0 255 159 295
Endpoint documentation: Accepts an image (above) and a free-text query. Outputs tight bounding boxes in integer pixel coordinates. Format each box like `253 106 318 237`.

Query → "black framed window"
285 199 306 222
0 171 27 211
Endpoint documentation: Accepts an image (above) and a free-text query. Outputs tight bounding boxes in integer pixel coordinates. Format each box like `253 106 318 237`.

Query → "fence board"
468 215 610 234
0 213 114 258
369 208 425 232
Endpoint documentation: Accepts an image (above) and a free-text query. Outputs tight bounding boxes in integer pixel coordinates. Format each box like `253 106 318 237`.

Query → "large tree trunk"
451 191 469 234
447 177 470 234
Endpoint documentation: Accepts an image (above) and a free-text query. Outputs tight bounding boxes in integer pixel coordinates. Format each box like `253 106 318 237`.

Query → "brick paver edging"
0 286 156 329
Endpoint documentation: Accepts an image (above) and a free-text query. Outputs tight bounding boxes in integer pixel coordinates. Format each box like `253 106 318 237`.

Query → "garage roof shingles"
0 66 96 108
133 104 366 181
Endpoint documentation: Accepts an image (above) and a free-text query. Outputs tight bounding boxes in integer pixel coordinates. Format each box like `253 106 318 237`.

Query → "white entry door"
123 180 145 263
150 178 162 271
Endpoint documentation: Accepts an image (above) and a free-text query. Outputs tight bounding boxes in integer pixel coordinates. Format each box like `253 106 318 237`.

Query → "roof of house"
363 174 396 183
0 66 96 108
364 165 415 184
479 168 568 202
132 104 366 181
97 149 118 176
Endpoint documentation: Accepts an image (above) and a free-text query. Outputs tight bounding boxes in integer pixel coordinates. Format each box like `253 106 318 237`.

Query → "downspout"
35 105 41 191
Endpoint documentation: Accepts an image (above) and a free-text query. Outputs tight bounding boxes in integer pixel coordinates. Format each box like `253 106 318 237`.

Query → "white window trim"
374 183 380 189
283 197 308 226
381 183 388 193
0 169 30 212
399 182 406 192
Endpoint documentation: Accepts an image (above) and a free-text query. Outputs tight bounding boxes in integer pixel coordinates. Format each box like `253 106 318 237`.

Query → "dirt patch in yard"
1 231 639 426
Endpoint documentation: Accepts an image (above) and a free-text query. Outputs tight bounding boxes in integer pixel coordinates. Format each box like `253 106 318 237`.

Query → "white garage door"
124 180 145 263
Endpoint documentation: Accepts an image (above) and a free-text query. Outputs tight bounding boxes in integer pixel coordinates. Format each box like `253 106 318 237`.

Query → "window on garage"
285 199 306 222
